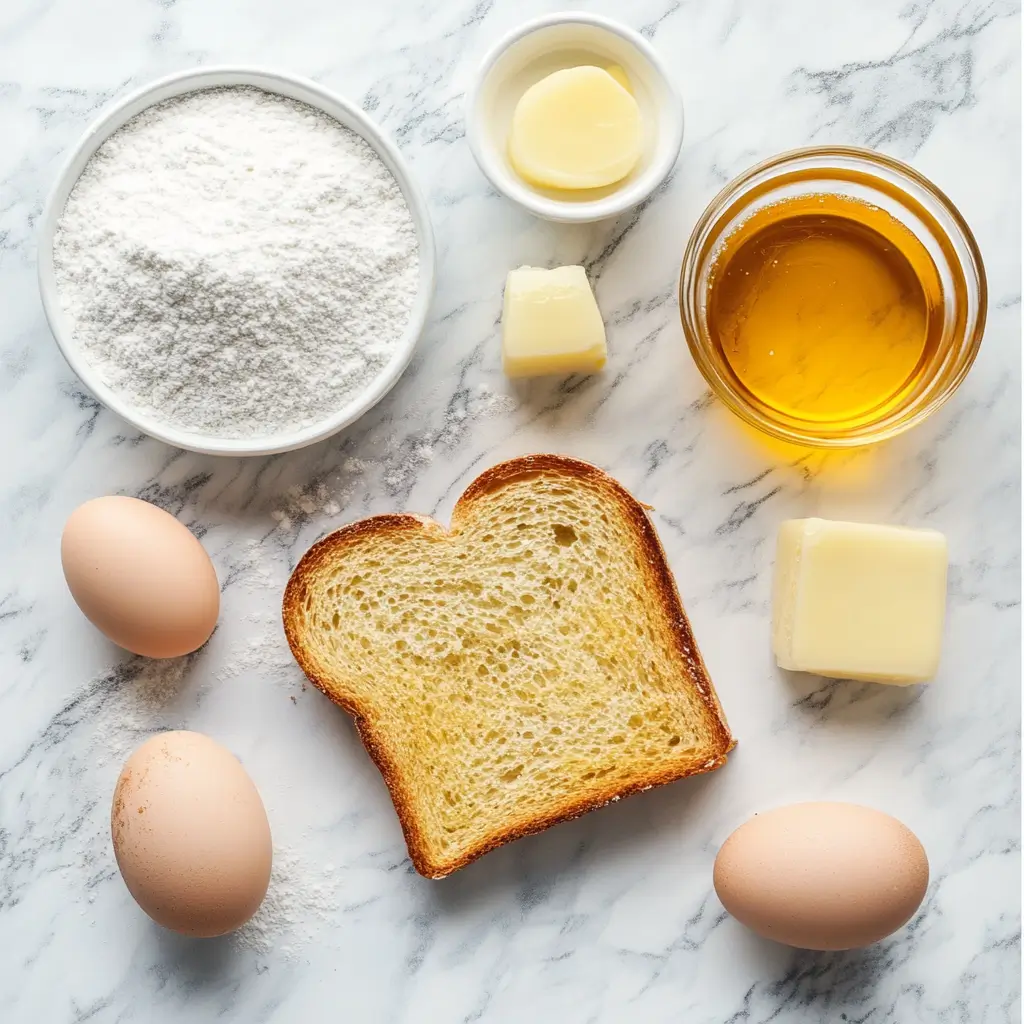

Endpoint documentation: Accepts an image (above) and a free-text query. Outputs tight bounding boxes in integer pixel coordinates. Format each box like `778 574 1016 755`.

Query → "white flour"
234 847 342 959
53 86 419 438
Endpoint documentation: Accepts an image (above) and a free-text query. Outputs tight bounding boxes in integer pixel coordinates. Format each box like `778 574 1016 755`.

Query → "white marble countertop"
0 1 1019 1021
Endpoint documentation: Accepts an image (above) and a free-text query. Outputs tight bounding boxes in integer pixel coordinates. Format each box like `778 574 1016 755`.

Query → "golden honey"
705 193 946 428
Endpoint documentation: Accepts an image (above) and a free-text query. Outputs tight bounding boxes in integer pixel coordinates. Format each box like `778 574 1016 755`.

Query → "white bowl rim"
466 11 684 224
38 65 436 457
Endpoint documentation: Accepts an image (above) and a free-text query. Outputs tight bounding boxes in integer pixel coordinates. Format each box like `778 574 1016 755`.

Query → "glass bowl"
679 146 986 448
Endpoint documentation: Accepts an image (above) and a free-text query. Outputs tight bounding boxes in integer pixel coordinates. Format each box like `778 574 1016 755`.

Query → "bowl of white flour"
39 67 435 456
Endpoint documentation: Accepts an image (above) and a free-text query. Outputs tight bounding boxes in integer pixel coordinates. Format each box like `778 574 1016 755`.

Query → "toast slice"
283 455 734 877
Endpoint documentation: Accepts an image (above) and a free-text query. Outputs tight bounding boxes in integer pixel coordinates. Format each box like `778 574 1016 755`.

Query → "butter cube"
501 265 607 378
773 518 947 684
508 66 643 190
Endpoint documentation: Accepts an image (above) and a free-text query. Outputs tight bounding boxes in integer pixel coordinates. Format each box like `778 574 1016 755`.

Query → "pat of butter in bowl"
773 518 948 684
502 265 607 377
508 66 642 190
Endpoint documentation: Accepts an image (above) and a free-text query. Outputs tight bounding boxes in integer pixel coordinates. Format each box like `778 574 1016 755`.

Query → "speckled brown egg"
111 731 272 937
61 496 219 658
713 801 928 950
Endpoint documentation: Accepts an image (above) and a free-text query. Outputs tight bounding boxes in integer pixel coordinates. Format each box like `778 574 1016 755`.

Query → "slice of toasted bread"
283 454 734 878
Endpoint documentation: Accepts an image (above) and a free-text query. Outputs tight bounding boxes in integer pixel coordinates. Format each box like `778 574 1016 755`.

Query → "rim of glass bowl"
678 145 987 449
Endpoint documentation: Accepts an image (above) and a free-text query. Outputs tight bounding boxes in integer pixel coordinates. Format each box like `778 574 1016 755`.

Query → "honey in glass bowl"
680 147 986 448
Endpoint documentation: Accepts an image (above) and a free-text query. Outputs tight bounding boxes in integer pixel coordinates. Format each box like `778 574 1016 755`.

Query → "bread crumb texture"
284 456 732 876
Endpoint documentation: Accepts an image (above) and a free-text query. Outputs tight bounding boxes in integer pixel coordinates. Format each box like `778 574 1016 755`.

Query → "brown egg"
61 496 219 658
713 802 928 950
111 731 272 937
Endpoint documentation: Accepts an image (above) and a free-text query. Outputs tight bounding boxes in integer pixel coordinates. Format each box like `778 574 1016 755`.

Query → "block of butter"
502 265 607 378
772 518 948 684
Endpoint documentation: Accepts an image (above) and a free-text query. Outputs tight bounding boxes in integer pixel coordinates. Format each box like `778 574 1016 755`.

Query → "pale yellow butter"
508 66 643 190
605 65 633 94
772 518 948 684
502 265 607 378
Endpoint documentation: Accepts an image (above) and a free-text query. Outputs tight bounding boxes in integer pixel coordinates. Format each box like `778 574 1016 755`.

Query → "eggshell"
111 731 272 937
713 802 928 950
61 496 219 658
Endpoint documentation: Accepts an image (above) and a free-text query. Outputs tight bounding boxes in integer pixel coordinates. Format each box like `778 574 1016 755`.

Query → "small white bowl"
38 66 436 457
467 12 684 224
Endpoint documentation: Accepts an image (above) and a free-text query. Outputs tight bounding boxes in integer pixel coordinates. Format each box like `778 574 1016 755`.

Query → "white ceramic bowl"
38 66 436 457
467 13 684 224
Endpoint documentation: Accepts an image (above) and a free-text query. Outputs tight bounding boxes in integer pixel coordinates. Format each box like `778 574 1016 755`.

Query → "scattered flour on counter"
215 611 299 690
272 479 358 534
269 457 377 533
470 382 516 418
90 656 194 771
233 539 280 594
234 847 342 959
212 542 302 687
263 384 515 534
53 86 419 438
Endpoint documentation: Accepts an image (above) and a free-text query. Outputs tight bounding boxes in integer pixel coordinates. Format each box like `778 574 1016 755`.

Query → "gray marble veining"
0 0 1019 1021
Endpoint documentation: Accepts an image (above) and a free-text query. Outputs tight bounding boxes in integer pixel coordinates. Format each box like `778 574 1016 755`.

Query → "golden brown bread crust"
283 454 734 878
